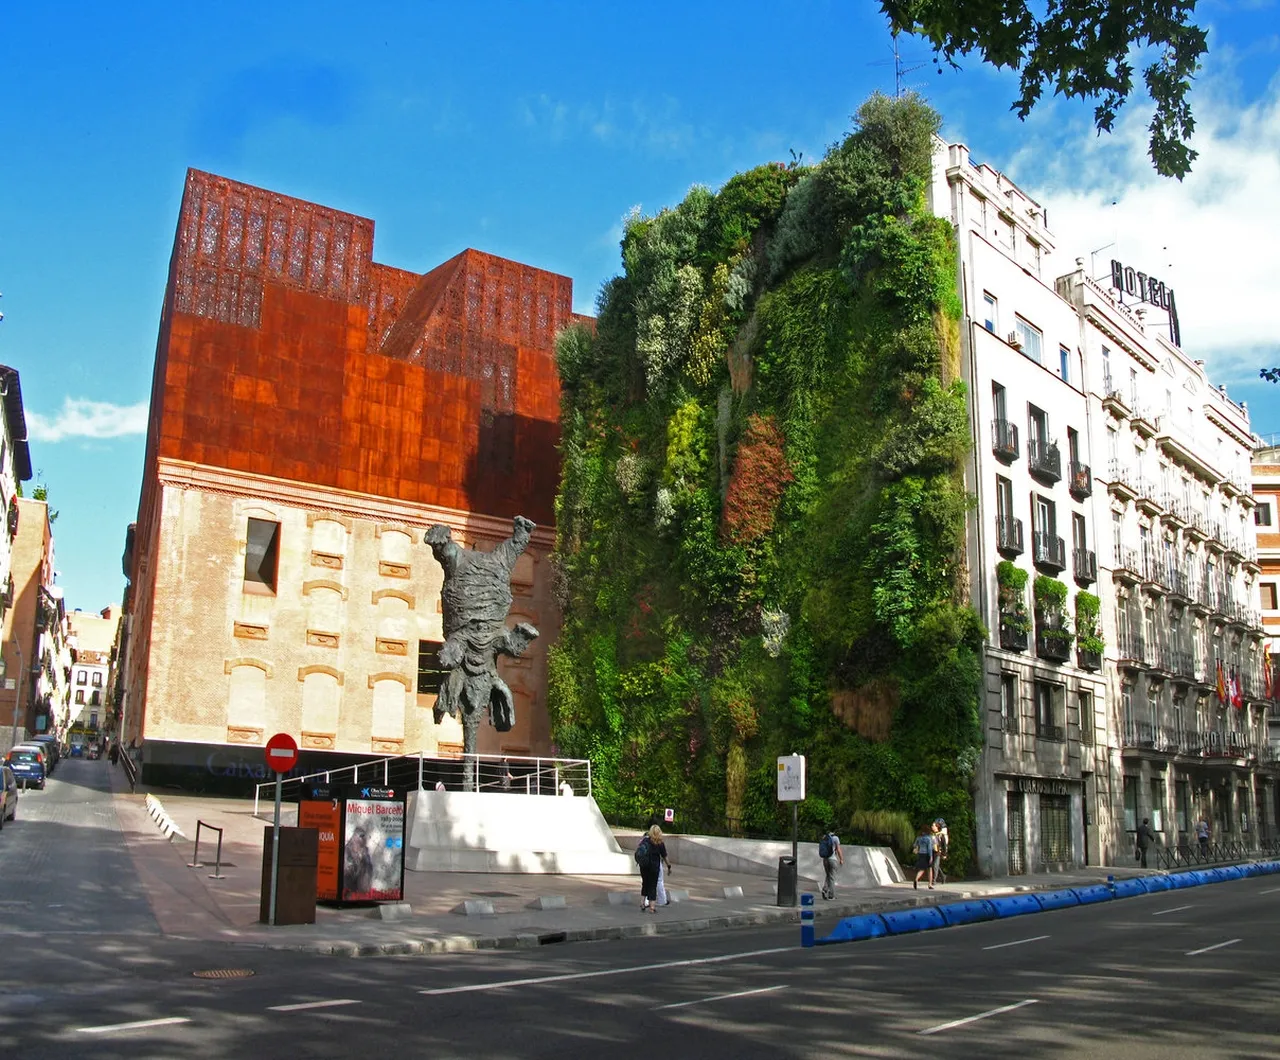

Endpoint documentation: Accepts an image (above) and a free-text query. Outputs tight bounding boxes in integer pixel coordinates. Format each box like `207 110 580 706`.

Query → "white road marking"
268 999 361 1012
1258 886 1280 895
419 946 792 996
982 934 1050 951
1152 905 1194 916
919 999 1039 1036
1186 938 1241 956
77 1017 191 1035
659 984 787 1010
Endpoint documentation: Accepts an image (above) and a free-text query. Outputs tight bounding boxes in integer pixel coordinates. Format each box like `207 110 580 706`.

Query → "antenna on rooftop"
869 30 930 98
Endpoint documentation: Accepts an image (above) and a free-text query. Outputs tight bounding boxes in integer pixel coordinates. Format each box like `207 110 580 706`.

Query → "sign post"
264 733 299 926
777 754 806 907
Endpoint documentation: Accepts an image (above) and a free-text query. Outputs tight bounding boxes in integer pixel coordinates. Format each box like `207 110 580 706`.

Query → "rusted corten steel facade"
143 169 568 519
123 169 576 788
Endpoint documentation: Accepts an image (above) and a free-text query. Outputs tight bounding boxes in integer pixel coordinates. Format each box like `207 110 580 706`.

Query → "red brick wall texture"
147 169 572 523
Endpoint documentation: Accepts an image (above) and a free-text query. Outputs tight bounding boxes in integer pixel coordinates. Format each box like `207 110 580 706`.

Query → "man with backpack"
818 826 843 900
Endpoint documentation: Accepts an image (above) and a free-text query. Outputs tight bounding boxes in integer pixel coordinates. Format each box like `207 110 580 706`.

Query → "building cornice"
154 458 557 549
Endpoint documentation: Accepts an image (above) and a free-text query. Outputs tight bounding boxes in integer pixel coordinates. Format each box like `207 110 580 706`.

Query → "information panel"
339 785 406 903
298 784 342 902
777 754 806 802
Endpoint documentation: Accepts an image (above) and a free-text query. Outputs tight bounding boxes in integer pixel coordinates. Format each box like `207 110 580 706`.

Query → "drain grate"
471 891 518 898
192 969 256 980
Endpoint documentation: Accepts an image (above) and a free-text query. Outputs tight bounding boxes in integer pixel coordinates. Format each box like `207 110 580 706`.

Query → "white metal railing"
252 749 593 819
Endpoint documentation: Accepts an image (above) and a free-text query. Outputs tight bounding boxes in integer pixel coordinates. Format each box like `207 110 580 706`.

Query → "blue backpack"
635 837 651 866
818 833 834 859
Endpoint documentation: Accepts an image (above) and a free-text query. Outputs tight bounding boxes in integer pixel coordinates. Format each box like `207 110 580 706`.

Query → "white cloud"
1008 73 1280 386
27 398 149 443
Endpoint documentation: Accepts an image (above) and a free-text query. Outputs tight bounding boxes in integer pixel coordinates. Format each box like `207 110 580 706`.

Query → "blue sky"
2 0 1278 612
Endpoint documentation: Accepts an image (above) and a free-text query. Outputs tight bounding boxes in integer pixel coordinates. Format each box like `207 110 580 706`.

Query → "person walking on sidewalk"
818 826 843 900
931 819 949 885
1196 816 1210 859
1135 817 1155 868
637 825 670 913
913 826 936 889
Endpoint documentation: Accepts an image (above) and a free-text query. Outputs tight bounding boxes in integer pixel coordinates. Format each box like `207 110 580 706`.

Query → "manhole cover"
192 969 256 980
471 891 518 898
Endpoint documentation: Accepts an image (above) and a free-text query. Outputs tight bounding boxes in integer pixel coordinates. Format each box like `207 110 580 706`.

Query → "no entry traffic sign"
265 732 298 775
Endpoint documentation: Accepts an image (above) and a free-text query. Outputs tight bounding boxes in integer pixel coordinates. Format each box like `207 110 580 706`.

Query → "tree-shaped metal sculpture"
425 515 539 791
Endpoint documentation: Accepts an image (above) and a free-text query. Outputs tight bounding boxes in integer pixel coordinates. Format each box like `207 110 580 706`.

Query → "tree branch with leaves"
882 0 1208 179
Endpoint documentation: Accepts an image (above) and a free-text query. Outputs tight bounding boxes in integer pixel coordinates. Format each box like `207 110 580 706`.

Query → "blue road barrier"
937 900 997 927
1035 888 1080 911
988 894 1044 918
819 913 889 944
1072 884 1115 905
881 907 947 935
1111 878 1148 899
810 861 1280 949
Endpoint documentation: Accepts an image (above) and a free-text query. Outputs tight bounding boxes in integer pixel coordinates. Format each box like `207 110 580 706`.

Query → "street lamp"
8 638 22 752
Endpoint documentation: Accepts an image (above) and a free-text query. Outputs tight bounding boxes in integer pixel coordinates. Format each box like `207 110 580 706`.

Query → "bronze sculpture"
425 515 539 791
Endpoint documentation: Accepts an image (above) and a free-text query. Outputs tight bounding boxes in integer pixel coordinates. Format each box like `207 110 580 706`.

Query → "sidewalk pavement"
109 765 1154 958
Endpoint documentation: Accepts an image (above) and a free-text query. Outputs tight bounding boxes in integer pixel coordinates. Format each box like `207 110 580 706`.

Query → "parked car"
27 735 58 773
5 746 46 790
0 765 17 824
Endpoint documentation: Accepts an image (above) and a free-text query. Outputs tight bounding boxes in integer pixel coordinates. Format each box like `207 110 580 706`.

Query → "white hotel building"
930 139 1272 876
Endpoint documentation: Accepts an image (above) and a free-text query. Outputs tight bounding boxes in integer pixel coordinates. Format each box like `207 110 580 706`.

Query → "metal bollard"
800 892 815 948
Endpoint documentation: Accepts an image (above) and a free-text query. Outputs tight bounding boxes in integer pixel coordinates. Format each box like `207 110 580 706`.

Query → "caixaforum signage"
1110 258 1181 347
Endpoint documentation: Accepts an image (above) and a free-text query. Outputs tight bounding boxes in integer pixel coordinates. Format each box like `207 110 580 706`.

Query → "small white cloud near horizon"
27 398 149 443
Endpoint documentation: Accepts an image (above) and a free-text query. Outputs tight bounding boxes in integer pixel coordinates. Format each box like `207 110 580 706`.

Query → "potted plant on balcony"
1034 576 1073 662
1075 591 1104 670
996 561 1029 651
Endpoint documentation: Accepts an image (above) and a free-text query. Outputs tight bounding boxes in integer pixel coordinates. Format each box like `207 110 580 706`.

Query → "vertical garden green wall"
549 94 985 874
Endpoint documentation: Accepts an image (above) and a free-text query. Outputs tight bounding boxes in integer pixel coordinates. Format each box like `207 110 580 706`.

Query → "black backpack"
635 837 650 866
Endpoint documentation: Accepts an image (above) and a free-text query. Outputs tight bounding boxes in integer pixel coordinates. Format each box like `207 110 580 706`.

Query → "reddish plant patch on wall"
721 414 792 545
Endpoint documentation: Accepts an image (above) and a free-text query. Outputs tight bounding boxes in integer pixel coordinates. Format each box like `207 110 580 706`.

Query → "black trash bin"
777 856 798 907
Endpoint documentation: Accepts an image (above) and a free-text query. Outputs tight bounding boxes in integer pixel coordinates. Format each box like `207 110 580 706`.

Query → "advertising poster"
298 789 341 902
340 787 405 902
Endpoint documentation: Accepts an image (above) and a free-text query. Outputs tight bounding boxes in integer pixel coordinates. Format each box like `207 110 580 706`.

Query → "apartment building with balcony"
1252 443 1280 759
1057 263 1273 862
931 142 1107 877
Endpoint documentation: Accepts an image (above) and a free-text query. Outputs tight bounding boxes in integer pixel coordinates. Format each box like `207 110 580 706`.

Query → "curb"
817 860 1280 948
224 871 1179 958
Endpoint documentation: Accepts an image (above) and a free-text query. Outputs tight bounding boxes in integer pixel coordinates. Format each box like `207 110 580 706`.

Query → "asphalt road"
3 761 1278 1058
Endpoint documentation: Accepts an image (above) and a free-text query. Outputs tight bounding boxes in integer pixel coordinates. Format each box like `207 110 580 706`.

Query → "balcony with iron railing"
1118 631 1148 667
1166 564 1191 600
992 418 1019 463
1135 478 1164 515
1072 548 1096 586
998 616 1029 652
996 516 1024 556
1131 401 1158 436
1113 545 1142 583
1163 494 1190 528
1107 458 1139 500
1068 461 1092 499
1028 439 1062 483
1140 548 1169 590
1032 532 1067 572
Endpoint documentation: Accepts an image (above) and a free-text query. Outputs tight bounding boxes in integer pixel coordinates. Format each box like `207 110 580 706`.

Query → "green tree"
882 0 1208 179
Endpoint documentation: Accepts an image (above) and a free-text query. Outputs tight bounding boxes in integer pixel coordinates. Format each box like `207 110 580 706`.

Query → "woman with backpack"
913 825 936 890
636 825 670 913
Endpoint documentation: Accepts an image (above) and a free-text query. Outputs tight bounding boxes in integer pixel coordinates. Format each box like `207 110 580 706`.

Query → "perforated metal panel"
172 169 374 327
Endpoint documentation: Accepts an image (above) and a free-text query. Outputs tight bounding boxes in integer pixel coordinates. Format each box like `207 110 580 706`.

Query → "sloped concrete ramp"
617 834 905 887
405 790 638 875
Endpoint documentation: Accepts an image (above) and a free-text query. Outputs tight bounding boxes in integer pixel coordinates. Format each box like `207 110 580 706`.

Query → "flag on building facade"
1217 659 1229 705
1265 658 1274 703
1231 667 1244 710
